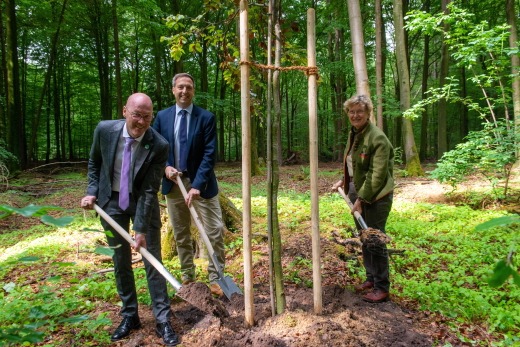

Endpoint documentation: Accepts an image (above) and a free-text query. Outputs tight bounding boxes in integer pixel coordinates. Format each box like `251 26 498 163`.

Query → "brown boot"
362 289 389 303
354 281 374 293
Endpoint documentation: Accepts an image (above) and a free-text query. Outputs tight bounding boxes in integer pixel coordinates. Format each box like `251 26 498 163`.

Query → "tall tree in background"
27 0 68 162
347 0 371 104
506 0 520 162
85 0 111 120
374 0 386 130
327 0 347 161
437 0 450 159
419 0 431 161
0 3 6 142
5 0 25 168
393 0 423 175
112 0 123 116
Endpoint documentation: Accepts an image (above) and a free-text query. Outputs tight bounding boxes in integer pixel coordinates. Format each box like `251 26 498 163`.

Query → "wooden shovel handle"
94 204 182 290
337 187 369 230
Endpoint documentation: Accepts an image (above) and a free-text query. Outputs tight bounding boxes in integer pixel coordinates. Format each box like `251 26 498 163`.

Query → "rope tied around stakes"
240 60 319 78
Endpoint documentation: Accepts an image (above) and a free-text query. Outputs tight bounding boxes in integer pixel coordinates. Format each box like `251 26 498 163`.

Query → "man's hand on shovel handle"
81 195 97 210
133 233 147 251
165 166 180 182
185 188 200 207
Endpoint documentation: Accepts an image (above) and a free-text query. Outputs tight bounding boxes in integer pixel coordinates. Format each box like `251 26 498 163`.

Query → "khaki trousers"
166 176 225 283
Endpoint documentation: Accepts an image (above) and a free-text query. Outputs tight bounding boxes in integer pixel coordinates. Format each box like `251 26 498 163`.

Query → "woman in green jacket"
332 94 394 303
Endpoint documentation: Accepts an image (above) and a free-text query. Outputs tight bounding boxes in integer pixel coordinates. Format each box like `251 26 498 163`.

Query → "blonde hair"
343 94 373 116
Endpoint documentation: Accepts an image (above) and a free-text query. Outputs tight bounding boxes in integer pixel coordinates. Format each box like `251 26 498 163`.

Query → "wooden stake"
240 0 254 327
307 8 322 315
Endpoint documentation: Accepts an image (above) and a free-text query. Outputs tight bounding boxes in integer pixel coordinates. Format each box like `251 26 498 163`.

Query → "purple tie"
178 110 188 171
119 137 135 210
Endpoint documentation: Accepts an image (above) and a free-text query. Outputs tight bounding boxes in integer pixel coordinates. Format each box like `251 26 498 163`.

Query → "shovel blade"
216 275 242 299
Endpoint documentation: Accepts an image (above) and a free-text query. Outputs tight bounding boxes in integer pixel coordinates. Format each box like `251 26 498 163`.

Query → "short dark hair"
172 73 195 88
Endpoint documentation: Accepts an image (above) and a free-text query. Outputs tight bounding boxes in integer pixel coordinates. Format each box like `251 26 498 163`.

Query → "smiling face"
172 75 195 109
347 103 370 130
122 93 153 138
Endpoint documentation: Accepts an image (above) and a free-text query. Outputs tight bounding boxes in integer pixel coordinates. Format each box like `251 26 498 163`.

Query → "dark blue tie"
178 109 188 171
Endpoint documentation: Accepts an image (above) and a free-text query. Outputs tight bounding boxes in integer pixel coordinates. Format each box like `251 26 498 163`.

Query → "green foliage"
0 140 19 175
285 256 313 288
389 201 520 335
430 121 518 199
225 237 243 251
0 204 70 223
0 281 95 345
475 215 520 288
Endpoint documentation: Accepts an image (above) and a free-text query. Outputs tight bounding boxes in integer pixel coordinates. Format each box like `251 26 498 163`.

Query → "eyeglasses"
349 110 366 116
130 112 153 122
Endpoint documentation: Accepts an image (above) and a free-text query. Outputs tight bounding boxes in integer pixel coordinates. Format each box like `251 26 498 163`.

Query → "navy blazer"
153 104 219 199
86 120 169 233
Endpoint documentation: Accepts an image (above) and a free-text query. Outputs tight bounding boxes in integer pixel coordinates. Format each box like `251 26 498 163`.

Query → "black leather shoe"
156 321 180 346
110 316 141 341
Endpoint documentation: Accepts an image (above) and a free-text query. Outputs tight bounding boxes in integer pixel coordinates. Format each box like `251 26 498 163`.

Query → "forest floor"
2 161 519 347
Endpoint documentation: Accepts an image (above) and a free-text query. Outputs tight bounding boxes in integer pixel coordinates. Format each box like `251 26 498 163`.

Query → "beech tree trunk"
393 0 423 176
507 0 520 162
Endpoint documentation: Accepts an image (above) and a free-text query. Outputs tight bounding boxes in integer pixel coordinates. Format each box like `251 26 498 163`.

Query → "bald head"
126 93 153 110
123 93 154 138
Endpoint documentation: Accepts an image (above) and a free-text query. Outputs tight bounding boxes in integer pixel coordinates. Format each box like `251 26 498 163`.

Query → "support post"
307 8 322 315
240 0 254 327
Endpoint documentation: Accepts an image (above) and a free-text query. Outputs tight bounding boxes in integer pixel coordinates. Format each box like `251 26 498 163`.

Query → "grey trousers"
166 176 225 283
100 193 172 323
348 182 393 292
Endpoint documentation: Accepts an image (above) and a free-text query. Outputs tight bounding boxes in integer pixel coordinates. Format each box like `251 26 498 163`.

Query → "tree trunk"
112 0 123 116
269 17 285 315
437 0 450 158
53 67 62 161
266 0 276 315
218 72 227 161
420 32 430 161
347 0 370 103
506 0 520 162
87 0 111 120
375 0 385 130
5 0 25 168
393 0 423 176
27 0 68 162
0 4 6 143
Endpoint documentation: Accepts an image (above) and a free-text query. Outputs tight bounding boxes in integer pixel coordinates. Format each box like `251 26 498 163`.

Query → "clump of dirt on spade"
177 282 229 318
360 227 391 248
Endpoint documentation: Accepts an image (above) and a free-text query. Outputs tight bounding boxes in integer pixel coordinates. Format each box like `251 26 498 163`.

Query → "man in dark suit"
153 73 225 297
81 93 179 346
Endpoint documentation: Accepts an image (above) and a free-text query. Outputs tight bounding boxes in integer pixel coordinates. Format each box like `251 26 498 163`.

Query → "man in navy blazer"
81 93 179 345
153 73 225 297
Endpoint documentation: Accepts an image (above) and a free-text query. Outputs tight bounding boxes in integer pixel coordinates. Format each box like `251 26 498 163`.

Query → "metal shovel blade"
176 175 242 299
215 274 242 298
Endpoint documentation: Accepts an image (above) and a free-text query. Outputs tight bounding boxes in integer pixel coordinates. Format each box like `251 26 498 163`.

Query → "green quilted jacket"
342 122 394 203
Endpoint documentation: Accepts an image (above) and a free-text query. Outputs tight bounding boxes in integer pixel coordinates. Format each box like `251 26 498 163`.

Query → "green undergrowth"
387 202 519 344
1 169 519 346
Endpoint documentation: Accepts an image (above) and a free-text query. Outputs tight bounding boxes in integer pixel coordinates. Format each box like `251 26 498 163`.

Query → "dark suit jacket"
86 120 169 233
153 104 218 199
